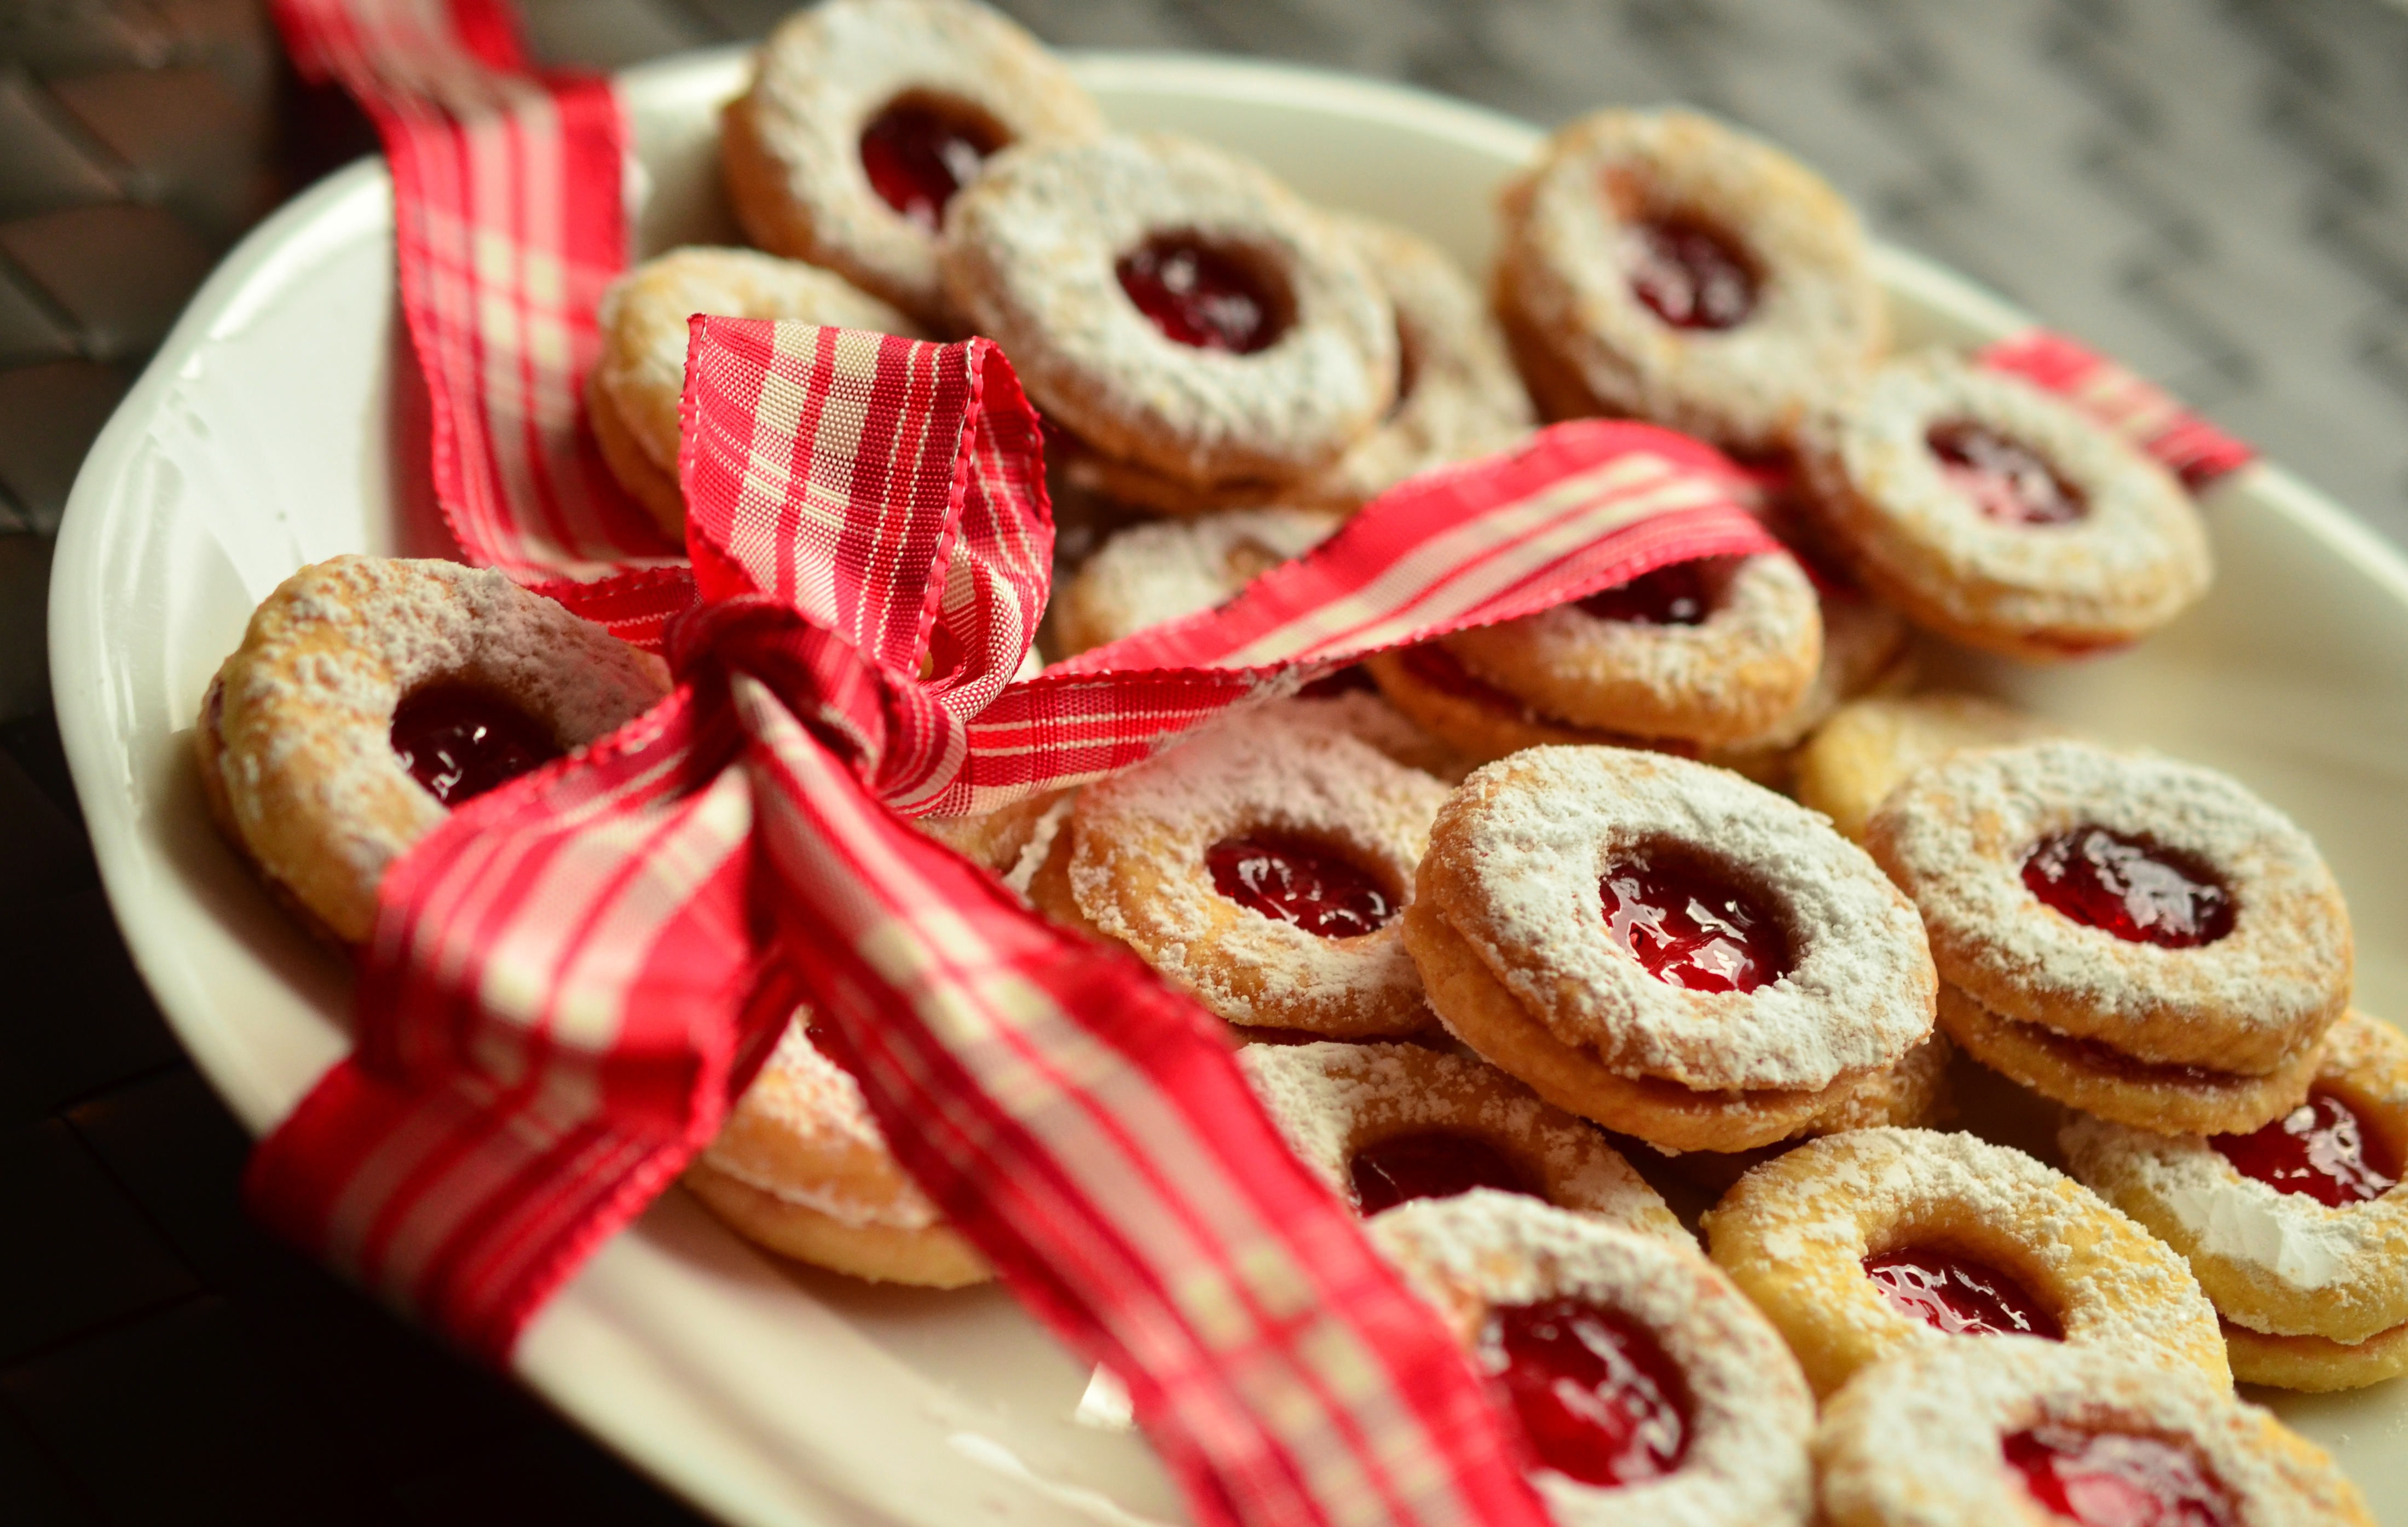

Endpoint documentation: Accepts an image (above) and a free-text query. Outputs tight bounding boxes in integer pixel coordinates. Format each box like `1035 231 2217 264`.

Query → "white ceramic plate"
50 47 2408 1527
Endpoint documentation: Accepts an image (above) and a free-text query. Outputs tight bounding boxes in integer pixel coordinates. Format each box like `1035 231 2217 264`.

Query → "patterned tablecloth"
2 1 2404 1520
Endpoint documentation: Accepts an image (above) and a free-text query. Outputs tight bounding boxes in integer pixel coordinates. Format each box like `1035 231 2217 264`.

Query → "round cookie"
198 556 671 944
1494 107 1884 452
1405 746 1936 1153
1794 350 2213 660
1702 1126 2230 1398
1372 1192 1815 1527
1816 1339 2370 1527
721 0 1103 322
689 1014 990 1287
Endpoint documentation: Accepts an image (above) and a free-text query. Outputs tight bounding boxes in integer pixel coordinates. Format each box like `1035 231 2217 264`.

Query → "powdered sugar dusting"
1817 1340 2370 1527
211 556 671 941
1069 701 1448 1032
1433 746 1933 1090
1370 1192 1814 1527
1871 739 2351 1069
1238 1041 1681 1237
1053 508 1339 655
701 1016 946 1231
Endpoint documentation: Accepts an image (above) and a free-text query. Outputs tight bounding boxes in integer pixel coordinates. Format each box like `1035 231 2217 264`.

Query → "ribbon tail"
729 675 1550 1527
244 685 804 1362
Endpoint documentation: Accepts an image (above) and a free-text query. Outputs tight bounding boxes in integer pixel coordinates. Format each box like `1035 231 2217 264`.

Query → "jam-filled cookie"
1494 107 1883 453
1066 215 1534 514
1795 350 2213 660
1371 1191 1815 1526
195 556 672 944
2063 1010 2408 1391
942 132 1396 499
1063 702 1448 1036
1870 741 2352 1135
1050 507 1339 656
1240 1040 1683 1236
1794 691 2070 844
688 1013 990 1287
1404 746 1937 1153
1702 1126 2229 1398
1817 1339 2370 1527
590 246 922 537
1439 552 1824 749
720 0 1102 323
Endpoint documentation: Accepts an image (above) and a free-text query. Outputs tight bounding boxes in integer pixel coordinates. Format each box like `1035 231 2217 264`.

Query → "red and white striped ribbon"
255 5 2256 1524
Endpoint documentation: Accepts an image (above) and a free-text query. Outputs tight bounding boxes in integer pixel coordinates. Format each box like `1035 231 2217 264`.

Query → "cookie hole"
1348 1130 1536 1215
1206 831 1395 938
858 91 1006 232
2211 1090 2399 1208
2004 1425 2234 1527
391 682 562 807
1476 1297 1691 1486
1861 1244 2064 1341
1578 557 1719 626
1600 172 1759 332
2021 826 2234 949
1927 419 2088 527
1116 233 1293 354
1599 840 1792 993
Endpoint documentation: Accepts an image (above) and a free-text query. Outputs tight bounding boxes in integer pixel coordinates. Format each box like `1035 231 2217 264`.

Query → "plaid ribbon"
255 4 2256 1524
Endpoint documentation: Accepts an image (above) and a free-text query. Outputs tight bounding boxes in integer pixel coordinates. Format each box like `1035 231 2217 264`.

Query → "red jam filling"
1478 1298 1688 1488
2022 827 2234 949
1206 834 1394 938
1599 850 1789 993
1578 561 1712 625
1627 216 1757 330
1349 1132 1533 1216
1862 1248 2063 1339
2211 1092 2398 1208
1116 236 1283 353
390 684 562 806
2005 1425 2236 1527
1927 420 2087 527
858 99 998 232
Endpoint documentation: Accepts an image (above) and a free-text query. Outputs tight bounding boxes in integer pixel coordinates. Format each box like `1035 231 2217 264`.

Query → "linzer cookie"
1063 702 1448 1037
1403 746 1937 1153
590 246 922 537
1439 552 1824 749
1869 740 2352 1134
720 0 1102 323
196 556 671 944
1071 215 1535 514
1371 1192 1816 1527
1494 107 1884 452
1241 1041 1683 1236
940 132 1396 503
1702 1127 2228 1398
1816 1340 2371 1527
1794 350 2213 660
1362 642 1677 768
687 1015 991 1287
2063 1010 2408 1391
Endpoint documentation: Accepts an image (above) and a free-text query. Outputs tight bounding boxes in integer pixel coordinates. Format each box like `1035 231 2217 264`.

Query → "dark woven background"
3 1 2404 1521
